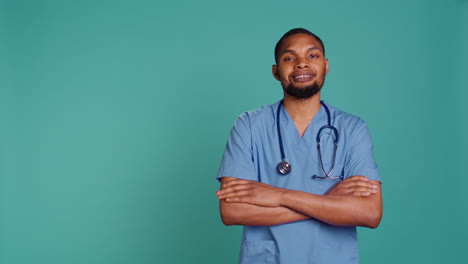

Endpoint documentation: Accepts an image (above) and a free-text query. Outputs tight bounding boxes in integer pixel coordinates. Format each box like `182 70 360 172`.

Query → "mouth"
291 72 315 83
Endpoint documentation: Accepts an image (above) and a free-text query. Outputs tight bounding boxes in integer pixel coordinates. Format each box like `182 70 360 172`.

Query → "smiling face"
272 33 329 99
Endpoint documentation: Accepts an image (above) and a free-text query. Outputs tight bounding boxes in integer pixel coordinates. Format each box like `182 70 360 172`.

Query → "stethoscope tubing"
276 100 340 179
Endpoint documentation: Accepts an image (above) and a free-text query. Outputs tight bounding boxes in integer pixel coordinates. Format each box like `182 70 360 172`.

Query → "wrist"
278 188 292 207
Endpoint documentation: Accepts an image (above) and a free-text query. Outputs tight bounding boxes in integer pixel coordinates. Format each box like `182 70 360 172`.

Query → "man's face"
273 33 329 99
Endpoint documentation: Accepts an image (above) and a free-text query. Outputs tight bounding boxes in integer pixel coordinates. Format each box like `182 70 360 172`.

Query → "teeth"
295 75 311 78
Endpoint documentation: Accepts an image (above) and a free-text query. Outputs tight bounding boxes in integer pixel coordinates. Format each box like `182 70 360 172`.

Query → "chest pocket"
309 163 344 195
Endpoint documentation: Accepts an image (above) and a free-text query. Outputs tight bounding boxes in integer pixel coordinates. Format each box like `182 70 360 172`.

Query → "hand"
326 176 379 197
216 178 284 207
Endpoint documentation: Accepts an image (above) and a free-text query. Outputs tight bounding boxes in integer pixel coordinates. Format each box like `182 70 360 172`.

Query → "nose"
295 57 309 69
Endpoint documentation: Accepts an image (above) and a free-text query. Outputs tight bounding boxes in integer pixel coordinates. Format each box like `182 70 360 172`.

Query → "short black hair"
274 28 325 64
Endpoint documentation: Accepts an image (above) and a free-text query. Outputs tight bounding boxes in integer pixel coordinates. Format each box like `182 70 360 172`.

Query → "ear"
324 59 329 75
272 65 280 81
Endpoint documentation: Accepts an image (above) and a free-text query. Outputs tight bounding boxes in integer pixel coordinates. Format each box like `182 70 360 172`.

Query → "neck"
282 92 321 122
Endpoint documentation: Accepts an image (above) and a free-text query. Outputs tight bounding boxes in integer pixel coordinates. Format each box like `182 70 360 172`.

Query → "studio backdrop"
1 0 467 263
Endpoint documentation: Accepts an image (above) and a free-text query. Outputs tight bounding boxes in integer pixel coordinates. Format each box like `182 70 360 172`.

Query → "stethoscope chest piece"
277 160 291 175
276 100 339 178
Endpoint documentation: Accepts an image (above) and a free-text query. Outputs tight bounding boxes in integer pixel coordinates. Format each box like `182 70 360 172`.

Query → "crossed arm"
216 176 382 228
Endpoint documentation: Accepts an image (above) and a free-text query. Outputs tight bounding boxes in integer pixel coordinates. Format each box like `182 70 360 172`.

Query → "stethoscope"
276 100 341 179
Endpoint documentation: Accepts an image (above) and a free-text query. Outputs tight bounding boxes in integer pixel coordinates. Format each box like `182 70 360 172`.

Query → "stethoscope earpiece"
277 160 291 175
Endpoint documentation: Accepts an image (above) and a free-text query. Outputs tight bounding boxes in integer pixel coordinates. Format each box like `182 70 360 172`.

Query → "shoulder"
324 101 367 130
233 101 279 129
324 102 375 150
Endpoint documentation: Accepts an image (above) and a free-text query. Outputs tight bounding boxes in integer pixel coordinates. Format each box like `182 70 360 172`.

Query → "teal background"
1 0 467 263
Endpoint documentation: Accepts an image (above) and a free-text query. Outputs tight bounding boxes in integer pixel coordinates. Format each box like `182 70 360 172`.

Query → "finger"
330 181 369 191
223 192 264 205
344 186 379 195
350 191 371 197
217 184 252 197
346 176 369 183
225 196 251 203
351 186 380 196
344 175 369 182
219 190 253 200
219 183 255 194
339 177 377 188
222 179 252 188
346 181 378 189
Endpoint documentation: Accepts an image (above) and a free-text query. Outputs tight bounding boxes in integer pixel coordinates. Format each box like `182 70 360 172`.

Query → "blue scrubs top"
217 101 380 264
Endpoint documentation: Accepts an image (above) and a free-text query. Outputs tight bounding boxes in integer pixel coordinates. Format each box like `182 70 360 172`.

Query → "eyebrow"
281 47 323 55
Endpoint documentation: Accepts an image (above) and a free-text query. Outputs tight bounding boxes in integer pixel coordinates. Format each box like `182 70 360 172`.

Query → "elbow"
365 218 381 229
221 216 235 226
358 194 383 229
361 209 382 229
220 210 235 226
221 211 245 226
220 202 241 226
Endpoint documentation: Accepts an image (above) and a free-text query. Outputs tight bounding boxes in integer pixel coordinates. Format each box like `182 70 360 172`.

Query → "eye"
309 54 319 59
283 56 295 62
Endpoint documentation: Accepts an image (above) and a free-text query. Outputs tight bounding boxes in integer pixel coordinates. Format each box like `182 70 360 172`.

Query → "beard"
282 79 324 99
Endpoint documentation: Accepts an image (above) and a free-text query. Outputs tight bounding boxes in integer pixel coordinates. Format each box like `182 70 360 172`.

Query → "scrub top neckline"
279 101 327 146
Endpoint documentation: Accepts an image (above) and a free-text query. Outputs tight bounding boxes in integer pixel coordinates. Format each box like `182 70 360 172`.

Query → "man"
216 28 382 264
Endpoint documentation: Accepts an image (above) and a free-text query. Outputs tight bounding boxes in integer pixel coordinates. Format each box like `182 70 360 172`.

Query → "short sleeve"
344 121 381 182
216 113 257 182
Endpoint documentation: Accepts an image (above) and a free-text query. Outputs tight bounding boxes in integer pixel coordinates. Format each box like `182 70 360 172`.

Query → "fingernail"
364 192 370 195
371 185 377 189
371 189 377 193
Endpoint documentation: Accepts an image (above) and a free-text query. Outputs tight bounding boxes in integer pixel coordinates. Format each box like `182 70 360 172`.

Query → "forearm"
220 200 310 226
218 177 382 228
280 188 382 228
